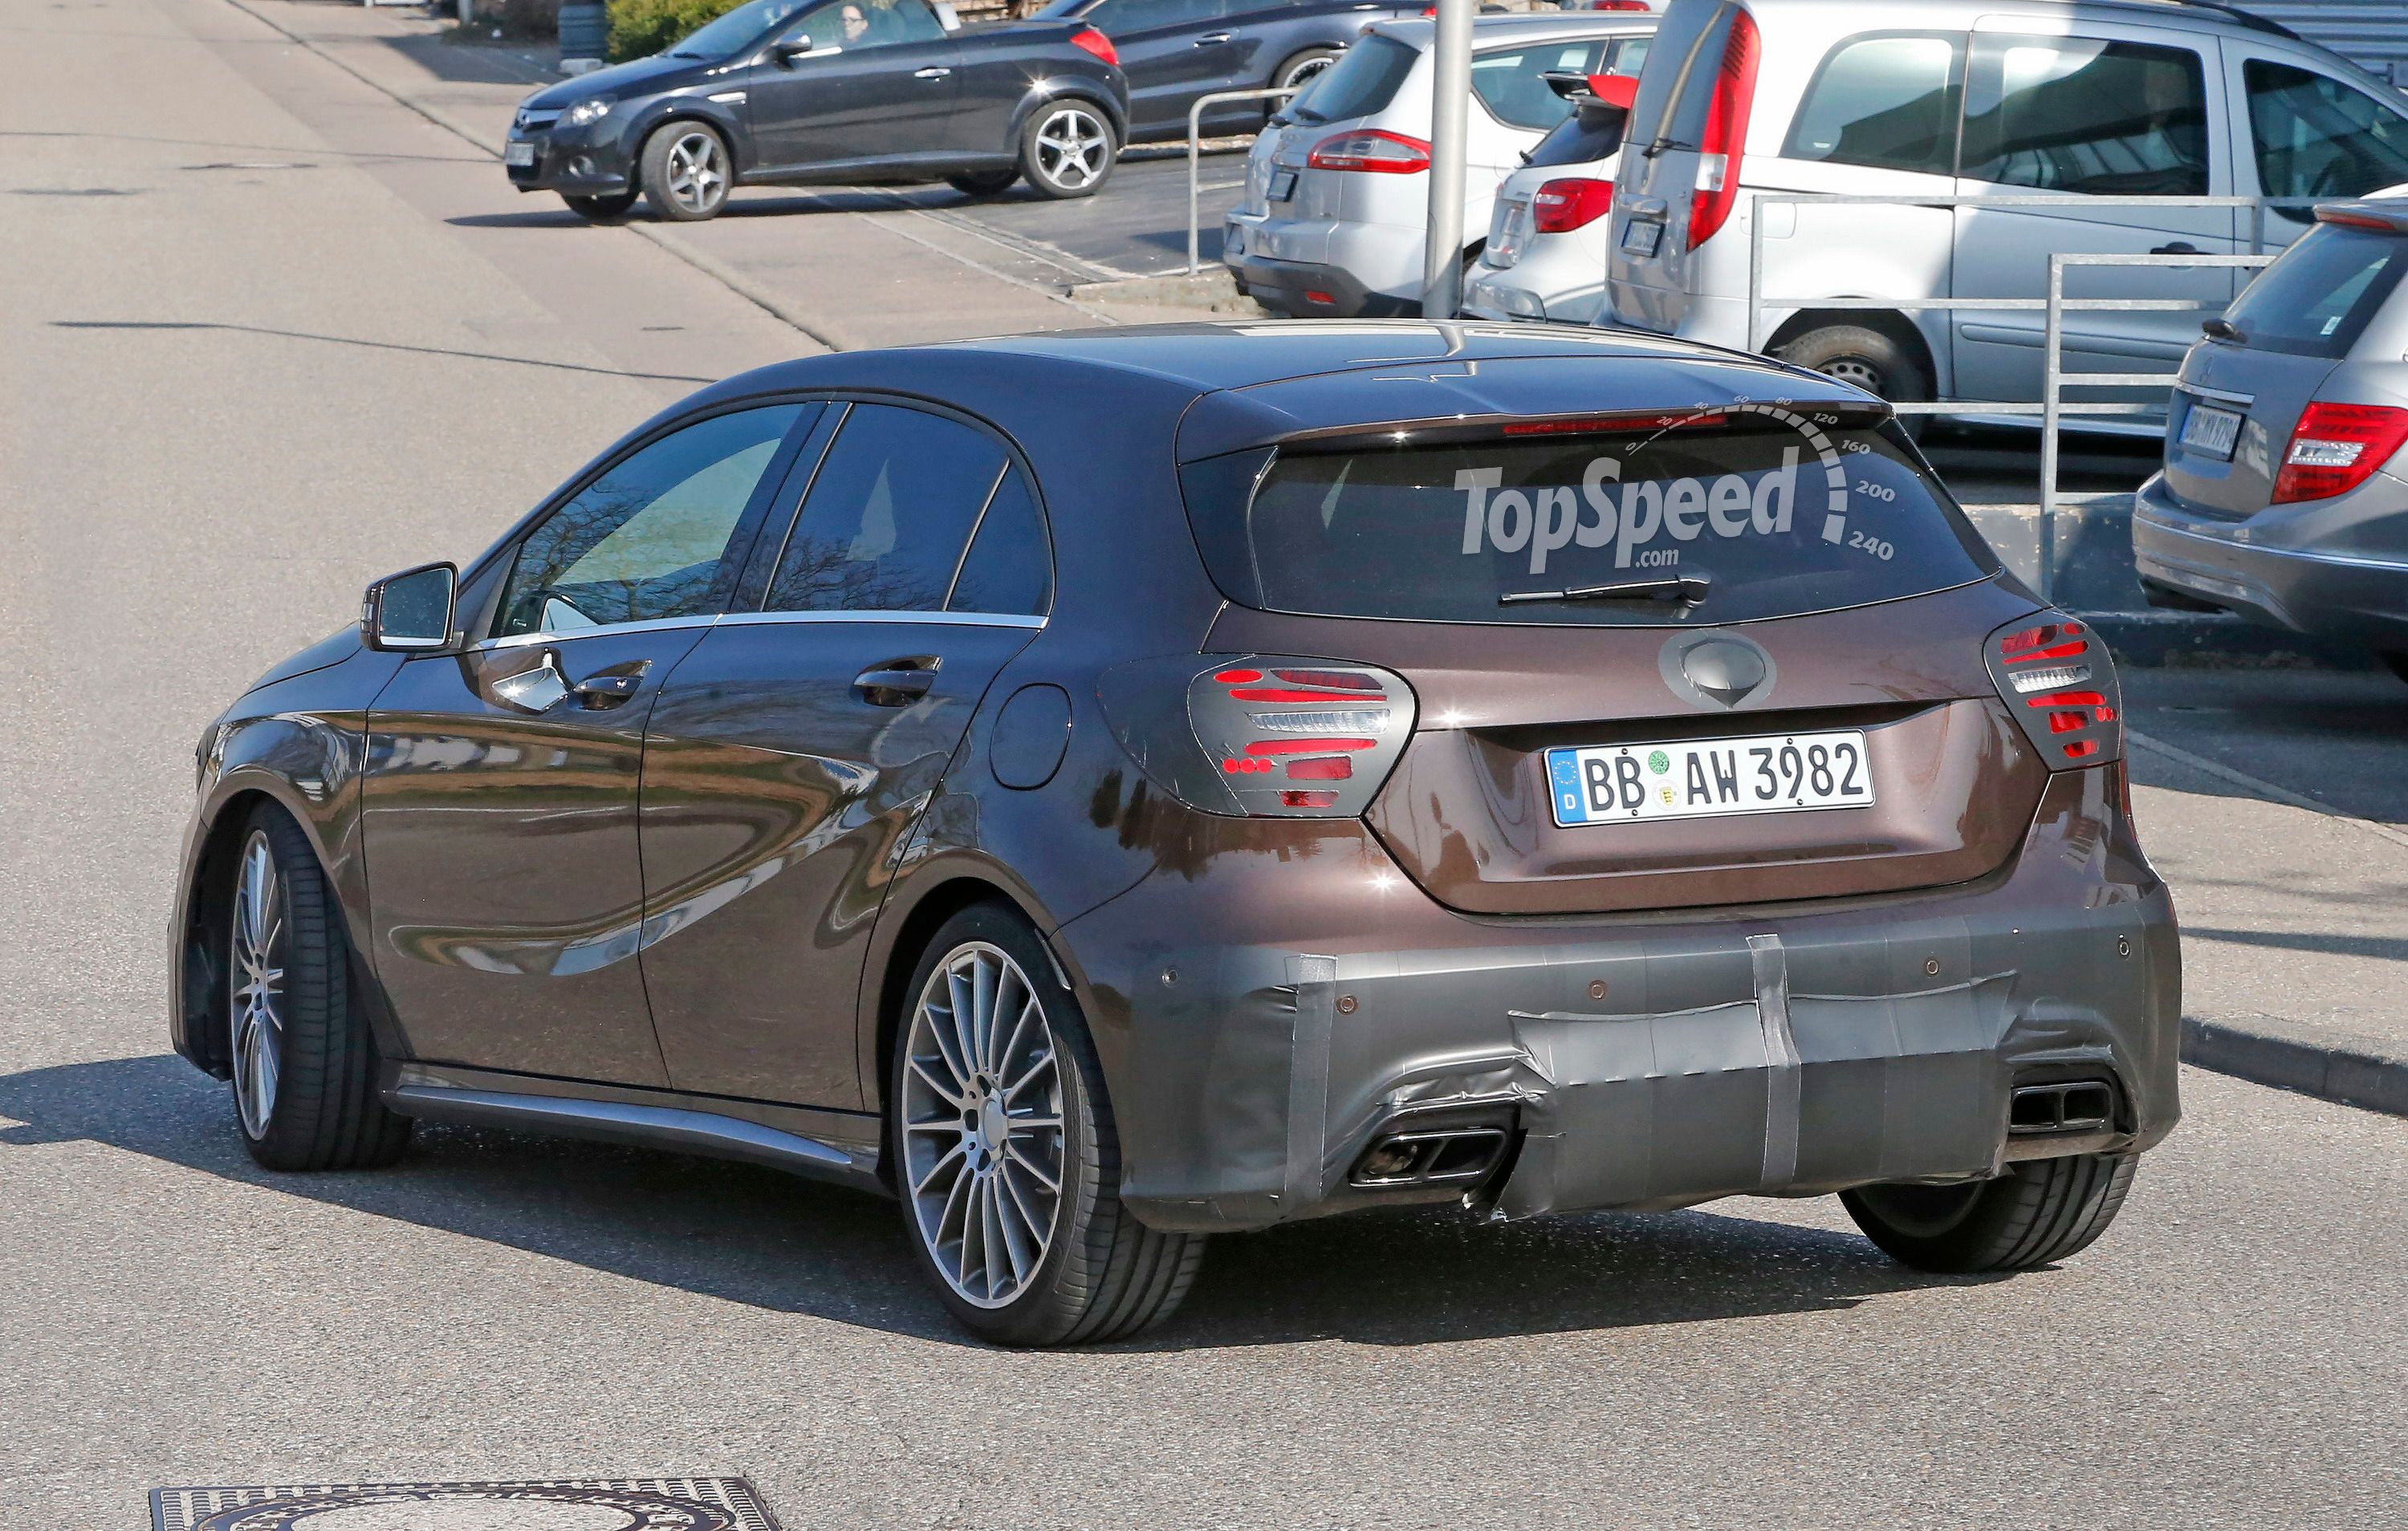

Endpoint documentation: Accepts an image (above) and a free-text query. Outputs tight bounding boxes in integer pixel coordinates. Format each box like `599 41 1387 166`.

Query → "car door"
1086 0 1239 137
1950 26 2239 408
360 402 814 1085
637 400 1053 1109
2227 47 2408 249
745 0 964 174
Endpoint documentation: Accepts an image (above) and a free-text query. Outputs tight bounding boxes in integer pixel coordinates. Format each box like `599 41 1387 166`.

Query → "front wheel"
640 123 731 221
1841 1153 2138 1273
1019 100 1117 200
890 905 1202 1345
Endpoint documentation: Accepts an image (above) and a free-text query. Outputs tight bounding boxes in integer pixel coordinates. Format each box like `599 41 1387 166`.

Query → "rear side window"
1784 33 1962 176
2244 61 2408 219
948 468 1053 616
1180 415 1995 627
1471 41 1614 132
2223 223 2408 360
1291 34 1418 123
764 403 1008 612
1962 35 2207 196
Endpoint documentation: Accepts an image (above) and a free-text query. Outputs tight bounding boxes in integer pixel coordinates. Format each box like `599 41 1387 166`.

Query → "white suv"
1223 11 1656 317
1602 0 2408 429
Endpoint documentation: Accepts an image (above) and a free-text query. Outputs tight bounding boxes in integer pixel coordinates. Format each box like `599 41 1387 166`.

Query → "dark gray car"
2136 202 2408 678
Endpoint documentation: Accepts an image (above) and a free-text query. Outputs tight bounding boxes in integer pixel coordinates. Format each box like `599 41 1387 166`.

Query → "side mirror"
361 562 458 652
770 37 811 64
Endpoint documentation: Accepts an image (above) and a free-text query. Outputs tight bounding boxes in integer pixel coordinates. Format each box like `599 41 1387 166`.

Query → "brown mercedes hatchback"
171 322 2178 1345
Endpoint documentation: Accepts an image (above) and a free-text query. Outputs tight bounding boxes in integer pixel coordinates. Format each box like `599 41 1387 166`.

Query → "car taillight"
1983 615 2121 768
1069 26 1118 67
1096 655 1418 818
2271 401 2408 503
1687 6 1757 247
1531 177 1615 233
1307 128 1430 174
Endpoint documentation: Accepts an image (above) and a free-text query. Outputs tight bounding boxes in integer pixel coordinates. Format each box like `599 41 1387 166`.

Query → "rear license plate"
1620 217 1662 257
1268 169 1298 201
504 140 537 168
1546 729 1875 827
2178 400 2242 460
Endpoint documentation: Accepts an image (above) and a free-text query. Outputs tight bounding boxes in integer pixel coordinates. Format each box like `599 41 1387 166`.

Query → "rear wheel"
1841 1153 2137 1273
946 167 1020 199
563 191 637 222
1778 323 1932 440
890 904 1202 1345
640 122 731 221
1019 100 1117 200
225 803 412 1172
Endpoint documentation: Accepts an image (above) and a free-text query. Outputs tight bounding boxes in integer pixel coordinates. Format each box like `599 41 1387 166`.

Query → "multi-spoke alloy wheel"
1021 104 1116 199
230 829 287 1140
641 124 730 221
901 941 1065 1308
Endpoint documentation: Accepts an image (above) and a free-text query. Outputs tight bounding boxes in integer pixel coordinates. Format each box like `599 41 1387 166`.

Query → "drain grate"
148 1478 783 1531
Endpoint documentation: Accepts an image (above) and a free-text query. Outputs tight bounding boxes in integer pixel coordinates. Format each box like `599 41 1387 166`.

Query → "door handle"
914 65 952 79
853 657 940 707
571 658 652 710
2152 242 2200 255
1194 30 1234 43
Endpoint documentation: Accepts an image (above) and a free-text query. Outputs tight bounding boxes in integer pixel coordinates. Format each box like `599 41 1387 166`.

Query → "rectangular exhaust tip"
1349 1125 1509 1188
2010 1080 2117 1135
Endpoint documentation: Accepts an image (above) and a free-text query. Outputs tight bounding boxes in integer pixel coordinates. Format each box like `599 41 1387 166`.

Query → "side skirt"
382 1061 888 1196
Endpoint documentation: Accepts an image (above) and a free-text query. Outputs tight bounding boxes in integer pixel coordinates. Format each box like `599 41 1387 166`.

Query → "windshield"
1291 35 1418 124
1527 103 1627 169
1180 415 1996 626
2223 221 2408 359
669 0 810 57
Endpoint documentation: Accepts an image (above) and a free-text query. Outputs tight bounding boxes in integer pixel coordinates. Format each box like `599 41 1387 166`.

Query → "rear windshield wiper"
1499 574 1710 606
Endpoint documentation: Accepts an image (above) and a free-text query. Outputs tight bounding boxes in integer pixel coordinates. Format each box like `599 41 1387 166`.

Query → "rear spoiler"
2316 201 2408 235
1541 69 1640 110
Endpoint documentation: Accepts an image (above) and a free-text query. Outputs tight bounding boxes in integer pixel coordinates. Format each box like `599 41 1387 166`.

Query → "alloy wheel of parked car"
891 906 1202 1344
643 124 731 221
1021 103 1116 200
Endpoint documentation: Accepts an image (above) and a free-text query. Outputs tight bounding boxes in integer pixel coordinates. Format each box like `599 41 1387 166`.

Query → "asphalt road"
5 2 2406 1527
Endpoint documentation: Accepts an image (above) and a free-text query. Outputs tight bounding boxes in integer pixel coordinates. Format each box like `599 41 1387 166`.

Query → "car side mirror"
770 37 811 65
361 562 457 652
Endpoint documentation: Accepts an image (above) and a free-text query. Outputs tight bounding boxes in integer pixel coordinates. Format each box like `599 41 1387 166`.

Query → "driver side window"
495 404 803 638
788 0 944 51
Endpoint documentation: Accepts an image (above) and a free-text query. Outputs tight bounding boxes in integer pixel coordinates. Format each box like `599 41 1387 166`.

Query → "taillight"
1687 6 1758 246
1069 26 1118 67
1531 177 1615 233
1983 616 2122 768
1096 656 1418 818
1307 129 1431 174
2271 401 2408 503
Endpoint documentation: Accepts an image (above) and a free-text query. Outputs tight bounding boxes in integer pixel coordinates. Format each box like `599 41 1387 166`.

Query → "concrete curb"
2182 1015 2408 1118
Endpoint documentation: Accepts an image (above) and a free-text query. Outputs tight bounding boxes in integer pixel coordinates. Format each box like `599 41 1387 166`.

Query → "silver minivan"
1601 0 2408 430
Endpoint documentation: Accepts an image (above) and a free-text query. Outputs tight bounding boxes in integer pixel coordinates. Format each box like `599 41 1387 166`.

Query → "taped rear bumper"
1056 766 2177 1234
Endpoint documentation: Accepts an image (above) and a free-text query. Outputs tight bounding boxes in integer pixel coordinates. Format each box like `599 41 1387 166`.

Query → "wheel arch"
630 107 748 180
175 781 314 1078
1763 306 1947 399
1009 82 1128 147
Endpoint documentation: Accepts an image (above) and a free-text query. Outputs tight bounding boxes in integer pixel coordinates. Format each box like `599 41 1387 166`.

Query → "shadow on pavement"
0 1053 1993 1350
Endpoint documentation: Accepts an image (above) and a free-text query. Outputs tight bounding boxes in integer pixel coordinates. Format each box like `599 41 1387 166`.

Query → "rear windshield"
2223 222 2408 360
1527 102 1627 169
1291 34 1418 123
1181 415 1996 627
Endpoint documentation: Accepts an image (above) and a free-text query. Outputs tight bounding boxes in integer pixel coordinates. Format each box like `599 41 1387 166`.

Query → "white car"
1223 11 1654 317
1462 68 1637 323
1603 0 2408 430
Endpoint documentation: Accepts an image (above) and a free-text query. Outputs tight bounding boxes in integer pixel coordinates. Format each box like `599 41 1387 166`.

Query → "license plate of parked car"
2178 400 2243 459
504 140 536 168
1268 169 1297 201
1620 217 1662 257
1546 729 1875 826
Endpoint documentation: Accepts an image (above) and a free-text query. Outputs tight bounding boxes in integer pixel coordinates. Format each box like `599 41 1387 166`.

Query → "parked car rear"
2135 201 2408 676
1225 12 1655 317
1601 0 2408 431
1462 66 1641 322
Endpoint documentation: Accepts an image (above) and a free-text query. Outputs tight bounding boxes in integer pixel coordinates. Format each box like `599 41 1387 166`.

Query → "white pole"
1421 0 1474 318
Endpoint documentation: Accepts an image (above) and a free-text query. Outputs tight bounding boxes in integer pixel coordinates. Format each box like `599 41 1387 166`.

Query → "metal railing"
1186 87 1298 274
1741 193 2315 599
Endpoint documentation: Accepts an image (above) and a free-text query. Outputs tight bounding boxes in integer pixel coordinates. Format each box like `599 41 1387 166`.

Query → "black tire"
639 121 732 221
1271 46 1341 97
563 191 638 222
1019 99 1117 200
946 168 1020 198
1777 323 1933 440
223 802 412 1172
1841 1153 2138 1273
889 904 1202 1345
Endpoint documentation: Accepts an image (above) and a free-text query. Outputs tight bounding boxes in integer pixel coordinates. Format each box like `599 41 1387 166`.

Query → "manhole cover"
148 1480 783 1531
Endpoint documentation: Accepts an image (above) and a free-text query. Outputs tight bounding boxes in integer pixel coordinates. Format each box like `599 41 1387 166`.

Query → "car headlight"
564 98 612 128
